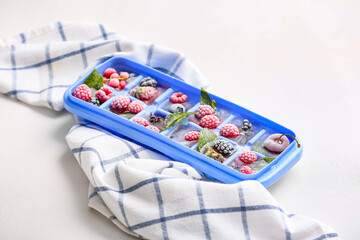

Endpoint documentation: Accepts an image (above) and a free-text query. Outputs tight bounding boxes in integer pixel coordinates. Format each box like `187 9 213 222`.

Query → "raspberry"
239 151 258 164
132 117 149 127
108 78 120 88
128 101 144 114
96 87 114 103
213 139 235 156
195 105 215 119
240 166 255 174
146 125 160 133
170 92 188 103
129 87 158 102
73 84 91 102
220 124 240 138
110 96 130 114
140 77 158 88
103 68 116 78
199 115 220 129
184 131 200 141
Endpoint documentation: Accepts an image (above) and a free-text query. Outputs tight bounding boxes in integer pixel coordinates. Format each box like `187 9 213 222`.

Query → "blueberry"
170 104 186 113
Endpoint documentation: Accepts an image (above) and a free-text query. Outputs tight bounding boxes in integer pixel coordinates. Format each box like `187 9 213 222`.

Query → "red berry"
184 131 200 141
170 92 188 104
103 68 116 78
110 73 120 79
110 96 130 114
129 87 158 102
119 72 129 79
239 151 258 164
128 101 144 114
199 115 220 129
108 78 120 88
240 166 255 174
132 117 149 127
195 105 215 119
96 87 114 103
146 125 160 133
119 80 127 90
73 84 91 102
220 124 240 138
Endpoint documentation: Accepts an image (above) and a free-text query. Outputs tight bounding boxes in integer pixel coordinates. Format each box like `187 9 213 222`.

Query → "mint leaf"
211 99 217 112
162 112 195 132
262 157 275 164
197 128 219 151
84 69 103 90
200 87 217 111
200 87 212 106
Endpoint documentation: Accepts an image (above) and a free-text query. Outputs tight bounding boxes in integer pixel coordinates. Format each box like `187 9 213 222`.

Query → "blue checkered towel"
0 22 339 240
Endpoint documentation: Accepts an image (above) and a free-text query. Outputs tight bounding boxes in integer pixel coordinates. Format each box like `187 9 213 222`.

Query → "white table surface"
1 1 359 239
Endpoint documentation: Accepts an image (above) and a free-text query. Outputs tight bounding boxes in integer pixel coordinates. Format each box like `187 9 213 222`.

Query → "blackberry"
140 77 158 88
89 97 101 106
241 119 253 131
213 139 235 156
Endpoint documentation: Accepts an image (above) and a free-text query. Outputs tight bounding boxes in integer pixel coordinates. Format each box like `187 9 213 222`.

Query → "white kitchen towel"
0 22 339 240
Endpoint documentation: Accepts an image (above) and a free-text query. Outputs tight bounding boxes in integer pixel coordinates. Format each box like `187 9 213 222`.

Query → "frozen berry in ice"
119 72 129 80
108 78 120 88
103 68 116 78
213 139 235 157
146 125 160 133
110 73 120 79
241 119 253 132
240 166 255 174
96 86 114 103
132 117 149 127
184 131 200 141
73 84 91 102
220 124 240 138
128 101 144 114
263 133 290 154
169 103 186 113
110 96 130 114
199 115 220 129
119 80 127 90
129 87 158 102
239 151 258 164
89 97 101 106
170 92 188 104
140 77 158 88
195 105 215 119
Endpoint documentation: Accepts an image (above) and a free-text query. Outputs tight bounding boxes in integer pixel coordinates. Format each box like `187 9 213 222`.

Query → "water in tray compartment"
230 158 269 173
129 76 168 105
188 105 231 127
167 124 200 148
161 99 194 113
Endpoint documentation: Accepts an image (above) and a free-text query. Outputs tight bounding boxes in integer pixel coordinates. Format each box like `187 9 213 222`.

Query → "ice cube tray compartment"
64 57 303 187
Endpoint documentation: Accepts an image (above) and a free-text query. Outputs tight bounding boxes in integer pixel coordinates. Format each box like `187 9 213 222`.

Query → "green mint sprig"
83 69 103 90
200 87 217 111
161 112 195 132
197 128 219 152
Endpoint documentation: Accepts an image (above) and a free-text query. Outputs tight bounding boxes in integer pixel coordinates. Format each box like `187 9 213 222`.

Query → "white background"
1 0 359 239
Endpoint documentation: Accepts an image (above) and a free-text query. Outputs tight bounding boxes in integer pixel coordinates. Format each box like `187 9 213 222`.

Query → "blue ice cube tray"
63 57 303 188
